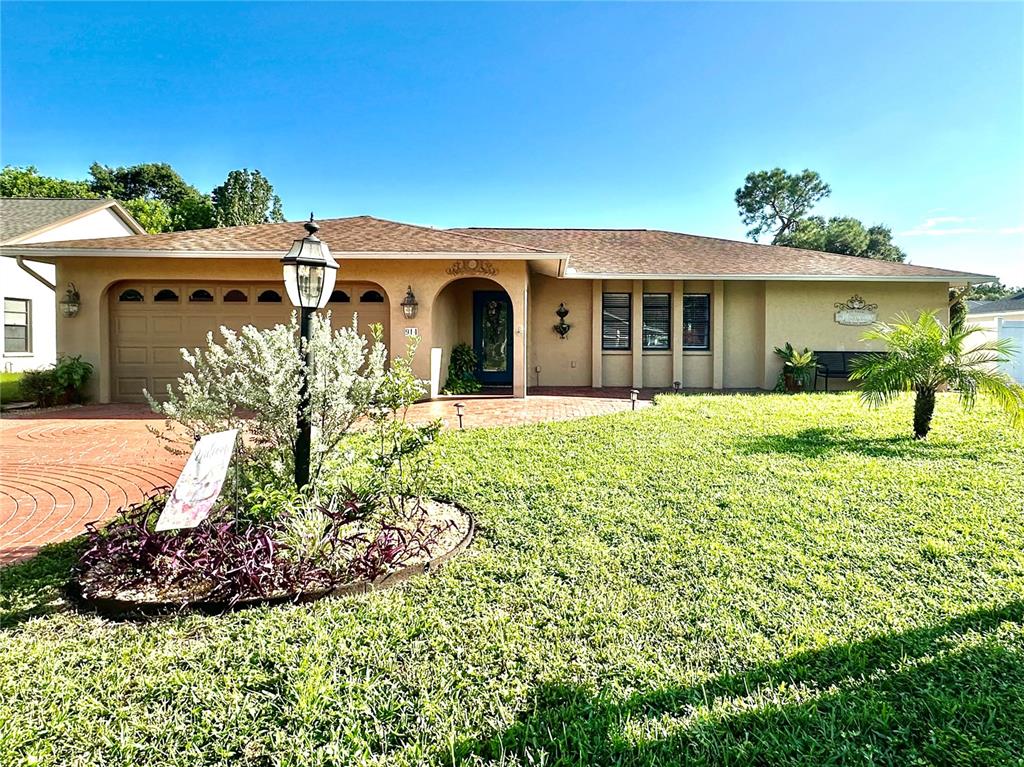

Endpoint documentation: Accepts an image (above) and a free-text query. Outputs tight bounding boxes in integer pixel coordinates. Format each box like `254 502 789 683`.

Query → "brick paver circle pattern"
0 389 650 565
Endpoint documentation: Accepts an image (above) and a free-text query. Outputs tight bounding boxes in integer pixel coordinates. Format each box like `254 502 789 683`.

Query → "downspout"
14 255 56 291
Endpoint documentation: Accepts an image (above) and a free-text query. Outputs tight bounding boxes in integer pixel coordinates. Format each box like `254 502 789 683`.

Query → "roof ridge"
365 217 556 253
457 226 650 233
0 196 110 202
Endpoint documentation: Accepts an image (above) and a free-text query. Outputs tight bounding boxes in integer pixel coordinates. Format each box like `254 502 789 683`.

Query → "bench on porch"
814 351 887 391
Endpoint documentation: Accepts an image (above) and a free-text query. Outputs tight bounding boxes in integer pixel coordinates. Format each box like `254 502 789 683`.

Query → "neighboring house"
0 198 144 372
0 215 993 403
968 292 1024 383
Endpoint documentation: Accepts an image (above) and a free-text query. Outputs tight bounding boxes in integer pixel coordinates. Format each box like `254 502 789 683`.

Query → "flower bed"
68 493 474 619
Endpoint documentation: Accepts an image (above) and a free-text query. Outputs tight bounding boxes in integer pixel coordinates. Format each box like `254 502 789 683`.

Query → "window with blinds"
683 294 710 350
602 293 631 350
642 293 670 350
4 298 30 353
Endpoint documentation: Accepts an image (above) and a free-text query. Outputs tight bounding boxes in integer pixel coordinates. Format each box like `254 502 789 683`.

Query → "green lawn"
2 393 1024 766
0 371 23 403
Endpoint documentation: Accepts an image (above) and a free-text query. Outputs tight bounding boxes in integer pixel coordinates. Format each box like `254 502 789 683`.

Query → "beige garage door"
109 281 390 403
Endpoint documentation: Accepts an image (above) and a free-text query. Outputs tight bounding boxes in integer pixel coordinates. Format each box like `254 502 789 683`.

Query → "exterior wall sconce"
401 286 418 319
630 388 639 410
453 401 465 429
60 282 81 318
553 302 571 339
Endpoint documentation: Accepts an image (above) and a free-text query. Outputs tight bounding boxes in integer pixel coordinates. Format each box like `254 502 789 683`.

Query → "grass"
0 371 23 403
2 392 1024 766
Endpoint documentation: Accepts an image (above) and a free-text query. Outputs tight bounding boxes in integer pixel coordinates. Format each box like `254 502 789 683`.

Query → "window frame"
641 292 671 351
601 292 632 351
682 293 711 351
4 297 31 354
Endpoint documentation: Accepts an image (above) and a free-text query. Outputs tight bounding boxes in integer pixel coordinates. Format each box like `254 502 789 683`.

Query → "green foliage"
734 167 831 242
777 216 907 262
211 168 285 226
2 394 1024 764
18 368 61 407
773 342 817 392
851 311 1024 438
0 165 96 198
88 162 195 206
443 342 482 394
169 192 216 230
122 197 173 234
967 281 1023 301
52 355 94 403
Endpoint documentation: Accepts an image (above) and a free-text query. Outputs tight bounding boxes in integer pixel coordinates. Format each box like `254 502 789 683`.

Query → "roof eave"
0 245 570 261
562 271 995 284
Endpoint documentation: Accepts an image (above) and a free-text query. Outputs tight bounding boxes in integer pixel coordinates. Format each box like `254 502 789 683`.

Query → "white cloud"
899 216 1022 238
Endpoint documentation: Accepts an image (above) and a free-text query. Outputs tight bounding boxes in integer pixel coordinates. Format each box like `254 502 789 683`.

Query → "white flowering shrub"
146 312 387 488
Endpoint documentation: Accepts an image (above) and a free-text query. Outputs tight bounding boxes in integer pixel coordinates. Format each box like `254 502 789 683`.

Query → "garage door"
1000 320 1024 384
109 282 390 403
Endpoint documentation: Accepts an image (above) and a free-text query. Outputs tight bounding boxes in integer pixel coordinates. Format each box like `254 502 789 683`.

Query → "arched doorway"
432 277 513 390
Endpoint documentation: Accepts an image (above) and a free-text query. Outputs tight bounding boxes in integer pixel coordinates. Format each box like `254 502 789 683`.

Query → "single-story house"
1 198 144 372
0 215 993 402
968 292 1024 383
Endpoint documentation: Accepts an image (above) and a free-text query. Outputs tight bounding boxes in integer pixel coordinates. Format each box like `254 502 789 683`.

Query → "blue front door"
473 291 513 386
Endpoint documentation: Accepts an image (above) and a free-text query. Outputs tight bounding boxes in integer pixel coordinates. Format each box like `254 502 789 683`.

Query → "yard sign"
155 429 238 532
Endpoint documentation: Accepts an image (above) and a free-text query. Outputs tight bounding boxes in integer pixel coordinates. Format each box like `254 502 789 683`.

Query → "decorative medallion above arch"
446 259 497 277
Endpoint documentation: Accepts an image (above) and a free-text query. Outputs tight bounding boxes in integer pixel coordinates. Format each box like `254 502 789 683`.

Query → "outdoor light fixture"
673 381 681 393
553 302 571 339
59 282 81 318
281 214 339 310
282 214 339 490
401 286 419 319
454 402 465 430
630 389 639 410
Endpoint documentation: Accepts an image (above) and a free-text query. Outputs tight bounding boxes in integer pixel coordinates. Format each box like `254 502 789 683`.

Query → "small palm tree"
849 311 1024 439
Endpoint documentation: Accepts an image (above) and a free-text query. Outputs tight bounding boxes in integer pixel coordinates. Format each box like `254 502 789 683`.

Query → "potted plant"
774 343 817 393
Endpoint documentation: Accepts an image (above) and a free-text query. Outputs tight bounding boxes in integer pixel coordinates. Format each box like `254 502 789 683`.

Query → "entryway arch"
431 276 514 391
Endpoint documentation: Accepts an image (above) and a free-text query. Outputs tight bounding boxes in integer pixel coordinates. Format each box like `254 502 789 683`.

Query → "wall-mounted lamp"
630 388 639 410
553 302 571 339
401 286 419 319
453 401 465 430
59 282 81 318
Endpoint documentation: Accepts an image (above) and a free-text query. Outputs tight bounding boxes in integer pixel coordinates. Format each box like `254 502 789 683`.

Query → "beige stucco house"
1 198 144 373
0 215 992 402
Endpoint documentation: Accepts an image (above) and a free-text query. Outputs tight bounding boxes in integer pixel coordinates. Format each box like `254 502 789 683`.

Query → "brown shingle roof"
451 227 987 280
0 198 114 243
16 215 550 254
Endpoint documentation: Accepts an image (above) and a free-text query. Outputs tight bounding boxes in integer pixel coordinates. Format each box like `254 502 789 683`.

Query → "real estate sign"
155 429 238 532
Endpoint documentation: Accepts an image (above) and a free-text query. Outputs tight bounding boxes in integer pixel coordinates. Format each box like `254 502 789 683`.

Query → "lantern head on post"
281 214 339 309
401 286 418 319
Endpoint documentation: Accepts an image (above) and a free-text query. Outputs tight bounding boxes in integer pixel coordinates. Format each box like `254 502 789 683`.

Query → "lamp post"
281 214 339 490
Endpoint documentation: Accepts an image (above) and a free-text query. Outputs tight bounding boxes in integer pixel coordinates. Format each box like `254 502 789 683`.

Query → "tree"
0 165 96 199
967 281 1023 301
776 216 907 262
123 198 173 234
849 311 1024 439
211 169 285 227
170 193 216 231
734 168 831 242
88 162 194 206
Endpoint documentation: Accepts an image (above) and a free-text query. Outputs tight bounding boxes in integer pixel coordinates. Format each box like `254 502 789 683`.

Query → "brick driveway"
0 389 651 565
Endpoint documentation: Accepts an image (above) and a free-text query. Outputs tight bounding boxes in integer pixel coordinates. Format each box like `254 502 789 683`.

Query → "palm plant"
849 311 1024 439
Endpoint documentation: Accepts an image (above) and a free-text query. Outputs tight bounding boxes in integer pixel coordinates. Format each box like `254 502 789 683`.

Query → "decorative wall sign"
446 259 497 277
156 429 238 532
834 295 879 326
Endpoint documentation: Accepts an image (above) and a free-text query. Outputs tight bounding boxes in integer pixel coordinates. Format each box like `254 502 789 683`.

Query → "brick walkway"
0 389 652 564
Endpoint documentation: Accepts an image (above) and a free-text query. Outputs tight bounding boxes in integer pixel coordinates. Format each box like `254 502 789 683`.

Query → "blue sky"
2 2 1022 283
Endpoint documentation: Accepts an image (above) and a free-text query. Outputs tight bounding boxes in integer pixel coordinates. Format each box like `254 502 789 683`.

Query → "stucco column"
712 280 725 390
672 280 684 387
591 279 603 388
513 280 528 398
632 279 643 388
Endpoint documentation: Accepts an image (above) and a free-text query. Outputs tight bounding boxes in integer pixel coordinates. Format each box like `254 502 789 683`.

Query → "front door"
473 291 513 386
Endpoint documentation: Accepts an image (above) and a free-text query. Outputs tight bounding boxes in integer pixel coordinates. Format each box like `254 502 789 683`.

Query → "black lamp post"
281 214 339 490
